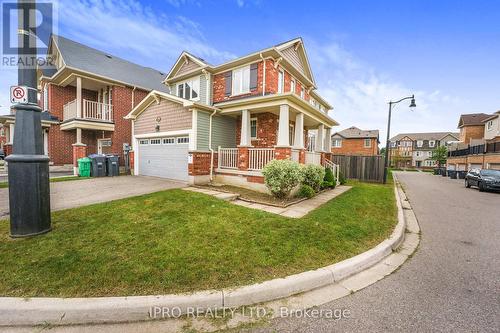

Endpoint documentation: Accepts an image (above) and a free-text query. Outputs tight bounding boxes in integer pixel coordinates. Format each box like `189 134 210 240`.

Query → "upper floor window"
250 118 257 139
332 138 342 148
417 140 423 147
487 120 493 131
177 78 199 101
290 79 296 94
300 86 305 99
232 65 250 95
391 142 397 148
429 140 435 148
364 138 371 148
278 70 284 93
415 151 421 157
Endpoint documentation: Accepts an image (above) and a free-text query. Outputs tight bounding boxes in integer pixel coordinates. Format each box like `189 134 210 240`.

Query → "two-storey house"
0 35 168 174
126 38 339 190
330 126 379 156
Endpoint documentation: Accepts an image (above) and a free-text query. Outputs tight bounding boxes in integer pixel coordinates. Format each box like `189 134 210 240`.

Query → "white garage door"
138 136 189 181
488 163 500 170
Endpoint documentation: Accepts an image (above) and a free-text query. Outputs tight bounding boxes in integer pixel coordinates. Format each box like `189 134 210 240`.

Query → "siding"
134 99 192 135
176 58 201 76
281 46 306 77
197 111 237 151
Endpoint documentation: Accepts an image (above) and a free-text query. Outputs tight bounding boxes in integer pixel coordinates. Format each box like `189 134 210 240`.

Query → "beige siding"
176 58 201 77
281 46 306 77
134 99 192 135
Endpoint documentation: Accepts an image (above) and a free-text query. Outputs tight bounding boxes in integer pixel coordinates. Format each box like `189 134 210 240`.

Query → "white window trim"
139 139 149 145
429 140 435 147
250 117 257 140
150 138 161 145
231 64 251 96
364 138 371 148
278 70 284 93
177 136 190 144
177 77 200 101
487 120 493 131
290 79 296 94
417 140 423 147
332 138 342 148
162 137 175 145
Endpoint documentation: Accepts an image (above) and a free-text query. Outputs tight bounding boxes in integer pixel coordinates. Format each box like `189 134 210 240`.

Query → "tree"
431 146 448 167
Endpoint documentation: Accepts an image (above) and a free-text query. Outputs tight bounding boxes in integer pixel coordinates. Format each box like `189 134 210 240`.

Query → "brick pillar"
129 151 135 173
299 149 306 164
275 147 292 160
72 144 87 176
320 152 326 166
3 144 12 157
238 146 249 170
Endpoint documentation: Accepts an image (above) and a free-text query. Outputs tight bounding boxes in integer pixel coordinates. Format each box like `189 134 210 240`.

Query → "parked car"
465 169 500 192
0 149 4 160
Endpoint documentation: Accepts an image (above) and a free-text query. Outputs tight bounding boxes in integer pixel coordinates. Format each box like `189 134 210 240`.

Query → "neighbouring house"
447 111 500 170
126 38 339 190
0 124 6 149
0 35 168 174
389 132 459 168
330 126 379 156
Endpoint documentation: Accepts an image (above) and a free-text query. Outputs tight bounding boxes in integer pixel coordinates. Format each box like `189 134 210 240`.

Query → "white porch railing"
305 151 321 165
218 147 238 169
248 148 275 171
323 158 340 185
291 149 300 162
62 99 113 122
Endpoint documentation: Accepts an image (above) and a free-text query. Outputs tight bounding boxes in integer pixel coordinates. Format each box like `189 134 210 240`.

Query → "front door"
98 138 113 155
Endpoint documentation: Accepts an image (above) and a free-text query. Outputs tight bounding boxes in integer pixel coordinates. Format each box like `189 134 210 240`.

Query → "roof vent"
105 54 112 59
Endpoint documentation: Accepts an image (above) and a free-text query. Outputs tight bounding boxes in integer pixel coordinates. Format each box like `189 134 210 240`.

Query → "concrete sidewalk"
0 176 186 219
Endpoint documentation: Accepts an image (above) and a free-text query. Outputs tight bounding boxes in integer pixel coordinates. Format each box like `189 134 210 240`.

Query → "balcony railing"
248 148 274 171
448 142 500 157
63 99 113 122
305 151 321 165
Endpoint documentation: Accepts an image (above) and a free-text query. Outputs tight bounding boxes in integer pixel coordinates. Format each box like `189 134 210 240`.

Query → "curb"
0 180 409 327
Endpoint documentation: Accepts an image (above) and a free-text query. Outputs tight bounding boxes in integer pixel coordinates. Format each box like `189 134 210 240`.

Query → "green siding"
197 111 236 151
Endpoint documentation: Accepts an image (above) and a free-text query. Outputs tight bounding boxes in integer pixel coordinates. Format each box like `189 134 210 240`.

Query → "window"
278 70 284 93
290 79 296 93
177 78 200 100
163 137 175 145
429 140 435 148
307 134 316 152
232 65 250 95
150 138 161 145
487 120 493 131
417 140 423 147
364 138 371 148
300 86 305 99
43 83 48 110
391 142 397 148
177 136 189 144
250 118 257 139
139 139 149 145
415 151 421 157
332 138 342 148
289 124 294 146
427 151 433 157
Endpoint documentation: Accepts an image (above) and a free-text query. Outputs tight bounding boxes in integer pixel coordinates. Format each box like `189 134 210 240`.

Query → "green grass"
0 180 397 297
0 176 90 188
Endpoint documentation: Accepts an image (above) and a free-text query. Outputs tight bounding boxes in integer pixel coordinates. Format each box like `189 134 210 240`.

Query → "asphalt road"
251 172 500 333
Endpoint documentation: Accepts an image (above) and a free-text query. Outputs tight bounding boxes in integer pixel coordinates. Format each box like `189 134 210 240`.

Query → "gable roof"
274 37 315 85
390 132 460 142
332 126 379 139
482 111 500 122
457 113 491 128
164 51 211 82
46 35 168 92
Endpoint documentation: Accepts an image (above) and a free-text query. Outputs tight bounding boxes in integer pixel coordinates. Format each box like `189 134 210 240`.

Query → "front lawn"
0 180 397 297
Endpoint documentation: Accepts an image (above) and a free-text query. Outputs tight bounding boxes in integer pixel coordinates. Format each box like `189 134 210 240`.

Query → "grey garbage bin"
106 155 120 177
88 154 107 177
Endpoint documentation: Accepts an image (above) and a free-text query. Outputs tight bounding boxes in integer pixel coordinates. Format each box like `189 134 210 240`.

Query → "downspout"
208 109 217 181
131 86 137 108
260 53 266 96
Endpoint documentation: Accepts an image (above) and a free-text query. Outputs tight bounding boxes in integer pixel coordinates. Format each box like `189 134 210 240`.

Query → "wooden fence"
331 155 385 183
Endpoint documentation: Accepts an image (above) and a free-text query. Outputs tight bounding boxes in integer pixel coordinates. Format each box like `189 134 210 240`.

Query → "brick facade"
72 144 87 167
331 138 379 156
459 125 485 144
188 152 217 176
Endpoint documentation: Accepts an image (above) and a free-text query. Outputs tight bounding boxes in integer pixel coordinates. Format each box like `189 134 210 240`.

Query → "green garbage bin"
78 157 91 177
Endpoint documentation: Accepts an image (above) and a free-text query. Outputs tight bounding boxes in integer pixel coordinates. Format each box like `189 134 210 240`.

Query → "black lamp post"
5 0 51 237
383 94 416 184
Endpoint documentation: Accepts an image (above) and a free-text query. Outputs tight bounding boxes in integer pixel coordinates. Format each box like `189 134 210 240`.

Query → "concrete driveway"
0 176 186 218
253 172 500 332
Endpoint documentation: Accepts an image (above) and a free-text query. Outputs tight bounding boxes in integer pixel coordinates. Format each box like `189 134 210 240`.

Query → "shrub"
301 164 325 192
262 159 302 198
338 171 347 185
297 184 315 198
321 180 333 190
324 167 336 189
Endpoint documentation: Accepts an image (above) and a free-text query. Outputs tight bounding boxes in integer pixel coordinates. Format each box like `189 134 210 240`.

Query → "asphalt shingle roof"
332 126 379 139
389 132 460 142
458 113 491 127
53 35 168 92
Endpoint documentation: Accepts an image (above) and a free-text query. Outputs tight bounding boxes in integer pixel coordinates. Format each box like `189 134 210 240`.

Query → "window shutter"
250 63 258 90
224 71 232 96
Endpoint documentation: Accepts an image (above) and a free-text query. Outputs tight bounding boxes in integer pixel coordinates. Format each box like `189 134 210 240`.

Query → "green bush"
262 159 302 198
324 167 336 189
338 171 347 185
321 180 333 190
301 164 325 192
297 184 315 198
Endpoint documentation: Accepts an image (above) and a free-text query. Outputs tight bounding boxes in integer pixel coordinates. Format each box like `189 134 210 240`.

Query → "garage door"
469 163 482 170
138 136 189 181
488 163 500 170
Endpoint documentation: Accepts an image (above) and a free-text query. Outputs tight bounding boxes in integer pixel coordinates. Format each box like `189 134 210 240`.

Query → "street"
252 172 500 332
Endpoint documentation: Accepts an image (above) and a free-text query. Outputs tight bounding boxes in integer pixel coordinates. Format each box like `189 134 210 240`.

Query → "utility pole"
6 0 51 237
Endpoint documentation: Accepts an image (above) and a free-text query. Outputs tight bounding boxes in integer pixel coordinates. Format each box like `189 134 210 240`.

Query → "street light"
383 94 416 184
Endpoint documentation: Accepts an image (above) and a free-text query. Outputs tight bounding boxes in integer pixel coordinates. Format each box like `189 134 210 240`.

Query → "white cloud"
306 39 463 144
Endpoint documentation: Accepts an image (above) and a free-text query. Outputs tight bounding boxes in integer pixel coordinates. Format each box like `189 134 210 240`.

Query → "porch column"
315 124 324 152
43 129 49 156
240 109 251 147
9 123 14 143
324 127 332 152
76 127 83 144
293 113 304 149
276 104 290 147
76 76 82 118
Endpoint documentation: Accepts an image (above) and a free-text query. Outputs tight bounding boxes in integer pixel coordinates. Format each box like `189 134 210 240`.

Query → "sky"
1 0 499 143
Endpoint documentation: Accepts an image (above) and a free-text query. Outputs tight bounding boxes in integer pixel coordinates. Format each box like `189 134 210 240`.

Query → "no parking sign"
10 86 28 104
